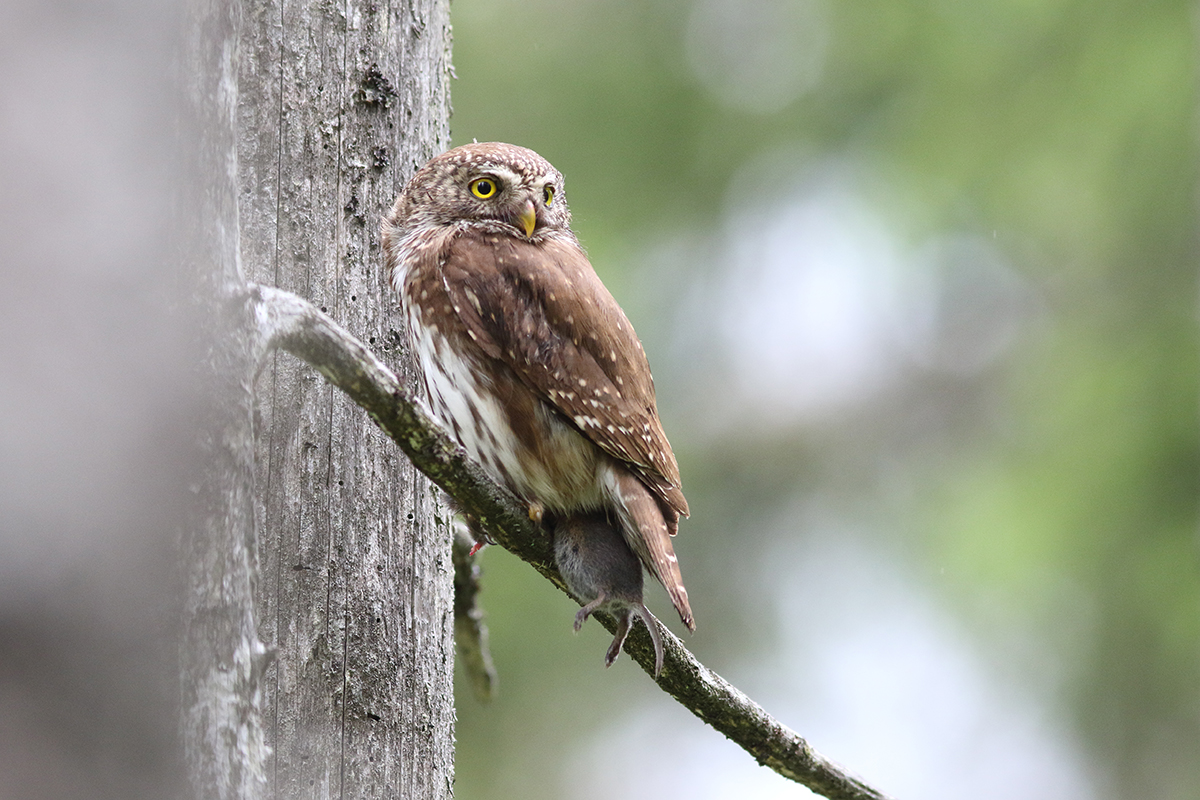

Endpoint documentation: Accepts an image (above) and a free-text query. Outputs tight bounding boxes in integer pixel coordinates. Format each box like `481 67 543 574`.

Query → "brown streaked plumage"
382 142 694 632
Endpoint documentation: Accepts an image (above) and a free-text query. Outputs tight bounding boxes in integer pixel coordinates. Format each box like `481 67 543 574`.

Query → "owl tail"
605 466 695 632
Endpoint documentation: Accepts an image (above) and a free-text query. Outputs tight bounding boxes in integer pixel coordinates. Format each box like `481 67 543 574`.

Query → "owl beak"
517 199 537 238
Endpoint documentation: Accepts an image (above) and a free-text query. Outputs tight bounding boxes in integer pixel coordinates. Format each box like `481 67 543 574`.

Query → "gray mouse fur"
553 513 665 677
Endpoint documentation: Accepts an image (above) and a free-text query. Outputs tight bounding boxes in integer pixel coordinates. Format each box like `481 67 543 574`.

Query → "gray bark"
178 0 269 797
181 0 454 797
236 1 455 799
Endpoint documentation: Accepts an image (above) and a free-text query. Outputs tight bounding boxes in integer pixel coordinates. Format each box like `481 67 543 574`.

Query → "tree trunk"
183 0 454 797
239 2 456 797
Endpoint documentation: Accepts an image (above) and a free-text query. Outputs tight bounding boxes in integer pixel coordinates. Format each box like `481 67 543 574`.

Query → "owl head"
391 142 572 240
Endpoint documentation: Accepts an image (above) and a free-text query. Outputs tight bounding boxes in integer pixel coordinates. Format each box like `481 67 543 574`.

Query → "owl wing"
438 228 689 520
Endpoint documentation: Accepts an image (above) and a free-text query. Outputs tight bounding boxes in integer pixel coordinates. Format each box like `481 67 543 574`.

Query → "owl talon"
528 502 545 523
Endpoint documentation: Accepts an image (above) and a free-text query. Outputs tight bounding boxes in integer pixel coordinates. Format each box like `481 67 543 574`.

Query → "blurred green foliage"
447 0 1198 798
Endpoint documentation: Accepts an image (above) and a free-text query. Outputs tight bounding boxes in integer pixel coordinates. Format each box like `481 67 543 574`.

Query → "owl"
381 142 693 634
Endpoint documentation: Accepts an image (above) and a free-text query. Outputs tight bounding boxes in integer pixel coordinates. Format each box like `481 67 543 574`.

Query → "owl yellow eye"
543 186 555 207
470 178 497 199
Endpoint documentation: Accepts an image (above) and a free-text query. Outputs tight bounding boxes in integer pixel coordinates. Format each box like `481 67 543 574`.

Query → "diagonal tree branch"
246 282 896 800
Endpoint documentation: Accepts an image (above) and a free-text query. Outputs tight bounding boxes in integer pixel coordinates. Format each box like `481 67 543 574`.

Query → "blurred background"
0 2 191 798
446 1 1198 798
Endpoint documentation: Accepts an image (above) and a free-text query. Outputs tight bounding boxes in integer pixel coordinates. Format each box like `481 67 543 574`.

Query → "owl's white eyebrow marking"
475 165 521 187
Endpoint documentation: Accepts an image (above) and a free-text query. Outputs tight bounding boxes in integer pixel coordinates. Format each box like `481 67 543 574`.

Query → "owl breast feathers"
382 142 693 631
